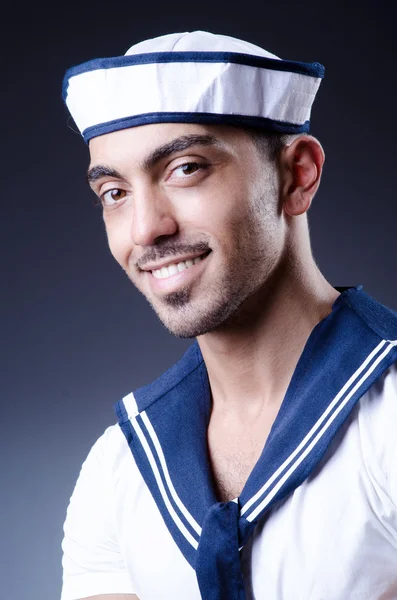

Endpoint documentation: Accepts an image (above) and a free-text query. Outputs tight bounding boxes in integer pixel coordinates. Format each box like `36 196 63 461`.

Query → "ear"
279 135 325 217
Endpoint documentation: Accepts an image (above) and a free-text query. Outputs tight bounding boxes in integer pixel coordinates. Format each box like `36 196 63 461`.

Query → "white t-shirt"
61 363 397 600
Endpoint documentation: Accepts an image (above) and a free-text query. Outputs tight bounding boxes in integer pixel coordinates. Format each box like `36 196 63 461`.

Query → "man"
60 31 397 600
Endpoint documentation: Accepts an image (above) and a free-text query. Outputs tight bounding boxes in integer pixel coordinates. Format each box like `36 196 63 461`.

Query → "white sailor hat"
62 30 324 144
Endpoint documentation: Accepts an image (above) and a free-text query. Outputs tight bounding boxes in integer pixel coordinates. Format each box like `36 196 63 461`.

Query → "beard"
131 176 282 339
147 269 250 338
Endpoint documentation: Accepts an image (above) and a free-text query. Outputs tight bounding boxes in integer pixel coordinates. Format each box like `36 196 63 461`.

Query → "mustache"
136 240 211 269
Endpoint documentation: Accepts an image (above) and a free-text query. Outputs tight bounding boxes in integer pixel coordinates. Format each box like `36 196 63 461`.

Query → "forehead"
88 122 252 168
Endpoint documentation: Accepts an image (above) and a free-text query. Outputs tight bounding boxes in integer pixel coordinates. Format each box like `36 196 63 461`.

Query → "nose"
130 183 178 247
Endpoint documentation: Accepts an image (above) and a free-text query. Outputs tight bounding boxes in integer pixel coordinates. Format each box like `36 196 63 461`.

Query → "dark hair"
243 127 298 162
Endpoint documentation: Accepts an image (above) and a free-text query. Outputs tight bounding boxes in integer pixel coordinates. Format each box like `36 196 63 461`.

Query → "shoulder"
82 422 141 481
341 286 397 340
358 361 397 503
359 361 397 441
62 424 140 561
77 424 129 472
61 424 138 599
65 423 141 515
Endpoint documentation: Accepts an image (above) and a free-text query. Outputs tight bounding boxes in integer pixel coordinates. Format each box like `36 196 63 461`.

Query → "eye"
172 162 203 179
100 188 127 206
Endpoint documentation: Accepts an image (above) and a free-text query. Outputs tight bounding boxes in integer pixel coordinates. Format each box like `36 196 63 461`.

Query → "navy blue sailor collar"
114 285 397 599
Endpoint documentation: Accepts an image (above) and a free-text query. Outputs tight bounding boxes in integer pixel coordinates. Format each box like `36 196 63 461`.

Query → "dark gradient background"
2 2 396 598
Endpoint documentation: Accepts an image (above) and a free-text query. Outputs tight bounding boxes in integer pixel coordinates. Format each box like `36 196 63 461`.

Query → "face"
88 123 286 338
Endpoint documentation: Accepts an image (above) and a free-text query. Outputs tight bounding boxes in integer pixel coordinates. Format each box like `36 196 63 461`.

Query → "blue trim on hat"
82 112 311 143
62 51 324 100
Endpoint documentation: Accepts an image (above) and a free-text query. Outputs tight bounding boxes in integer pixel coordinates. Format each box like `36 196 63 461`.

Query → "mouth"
150 250 211 280
145 249 212 293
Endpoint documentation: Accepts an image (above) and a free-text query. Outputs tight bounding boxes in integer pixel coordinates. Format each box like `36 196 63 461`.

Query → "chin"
162 319 221 339
154 296 243 339
155 308 207 339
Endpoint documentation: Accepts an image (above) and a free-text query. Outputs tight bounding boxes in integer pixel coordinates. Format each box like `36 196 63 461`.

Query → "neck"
197 253 339 418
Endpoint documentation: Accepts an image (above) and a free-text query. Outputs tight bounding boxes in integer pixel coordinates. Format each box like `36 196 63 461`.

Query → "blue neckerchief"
114 286 397 599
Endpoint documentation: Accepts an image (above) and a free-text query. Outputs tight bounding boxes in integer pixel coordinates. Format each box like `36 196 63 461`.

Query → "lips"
144 249 211 293
151 253 207 279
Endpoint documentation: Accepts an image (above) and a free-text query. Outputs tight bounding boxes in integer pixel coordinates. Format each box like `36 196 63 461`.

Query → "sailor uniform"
61 286 397 599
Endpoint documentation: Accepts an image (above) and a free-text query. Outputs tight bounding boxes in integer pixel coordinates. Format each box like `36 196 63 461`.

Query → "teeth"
152 254 206 279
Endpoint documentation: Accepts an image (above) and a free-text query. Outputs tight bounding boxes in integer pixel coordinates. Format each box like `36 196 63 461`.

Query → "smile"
147 250 211 293
152 255 205 279
151 251 211 279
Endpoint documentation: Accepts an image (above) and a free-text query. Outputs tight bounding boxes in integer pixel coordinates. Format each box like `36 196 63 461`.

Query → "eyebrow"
86 165 124 187
86 133 219 187
141 133 218 172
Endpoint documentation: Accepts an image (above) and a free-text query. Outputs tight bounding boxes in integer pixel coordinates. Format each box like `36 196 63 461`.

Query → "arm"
61 428 136 600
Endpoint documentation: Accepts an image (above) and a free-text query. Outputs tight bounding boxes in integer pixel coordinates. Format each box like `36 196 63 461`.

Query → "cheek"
182 201 236 250
186 178 247 227
103 215 132 269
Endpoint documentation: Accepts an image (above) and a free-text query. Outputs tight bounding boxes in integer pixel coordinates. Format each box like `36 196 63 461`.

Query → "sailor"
61 30 397 600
